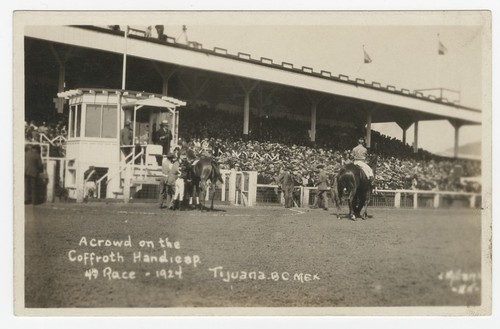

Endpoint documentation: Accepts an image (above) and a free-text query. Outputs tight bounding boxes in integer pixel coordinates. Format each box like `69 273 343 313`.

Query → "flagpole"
122 26 129 90
437 33 442 97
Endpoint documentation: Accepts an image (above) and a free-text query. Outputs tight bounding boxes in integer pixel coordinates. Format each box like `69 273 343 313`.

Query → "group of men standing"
119 118 205 210
158 149 194 211
120 119 173 162
276 164 330 210
276 137 374 210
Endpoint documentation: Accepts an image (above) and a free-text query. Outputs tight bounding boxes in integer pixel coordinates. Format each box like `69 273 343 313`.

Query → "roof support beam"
396 118 414 147
49 44 72 113
449 119 464 159
413 120 419 153
237 78 259 137
152 62 178 96
177 69 213 104
306 91 325 143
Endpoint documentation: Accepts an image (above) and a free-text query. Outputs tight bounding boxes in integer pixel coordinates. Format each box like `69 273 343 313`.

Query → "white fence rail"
255 185 481 209
48 159 481 209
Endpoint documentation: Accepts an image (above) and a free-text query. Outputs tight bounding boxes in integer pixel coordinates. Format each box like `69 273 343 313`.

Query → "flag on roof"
363 47 372 64
438 40 448 55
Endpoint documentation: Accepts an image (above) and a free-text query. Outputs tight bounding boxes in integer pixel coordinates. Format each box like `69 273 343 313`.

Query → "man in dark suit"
25 144 44 205
120 119 133 158
276 165 295 208
157 120 173 156
314 164 330 210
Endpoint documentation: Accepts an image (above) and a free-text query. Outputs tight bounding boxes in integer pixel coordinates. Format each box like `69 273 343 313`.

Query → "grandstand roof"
26 25 481 125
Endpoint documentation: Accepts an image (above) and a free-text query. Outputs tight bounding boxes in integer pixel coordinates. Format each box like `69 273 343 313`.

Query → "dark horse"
188 157 224 211
332 156 377 220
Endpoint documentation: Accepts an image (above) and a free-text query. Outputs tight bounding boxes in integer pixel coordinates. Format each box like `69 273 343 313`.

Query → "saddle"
354 161 374 181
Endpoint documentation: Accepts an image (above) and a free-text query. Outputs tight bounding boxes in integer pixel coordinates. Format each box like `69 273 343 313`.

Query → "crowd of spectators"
25 104 482 193
178 104 481 192
25 119 68 157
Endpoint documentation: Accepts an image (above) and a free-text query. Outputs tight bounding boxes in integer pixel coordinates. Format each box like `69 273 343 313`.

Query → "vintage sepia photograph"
13 10 492 317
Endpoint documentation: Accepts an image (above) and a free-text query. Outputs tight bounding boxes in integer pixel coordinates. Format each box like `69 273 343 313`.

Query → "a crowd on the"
24 103 482 195
177 105 482 193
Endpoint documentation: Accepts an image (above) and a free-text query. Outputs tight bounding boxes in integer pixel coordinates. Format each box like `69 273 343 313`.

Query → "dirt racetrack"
24 202 482 309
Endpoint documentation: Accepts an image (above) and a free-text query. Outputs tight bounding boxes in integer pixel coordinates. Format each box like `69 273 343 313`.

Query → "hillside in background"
436 141 481 160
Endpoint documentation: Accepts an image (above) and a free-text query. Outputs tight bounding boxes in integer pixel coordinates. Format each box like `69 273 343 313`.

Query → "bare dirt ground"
23 203 481 308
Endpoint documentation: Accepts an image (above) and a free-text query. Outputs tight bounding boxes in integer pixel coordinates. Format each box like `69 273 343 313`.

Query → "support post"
243 91 250 135
434 194 440 208
46 160 56 203
247 171 257 207
366 111 372 148
122 26 129 90
237 79 258 137
310 102 317 142
413 192 418 209
306 92 323 143
228 169 236 204
449 119 463 158
49 44 71 113
303 188 310 208
469 195 476 208
152 63 177 96
396 120 413 146
413 120 419 153
394 192 401 208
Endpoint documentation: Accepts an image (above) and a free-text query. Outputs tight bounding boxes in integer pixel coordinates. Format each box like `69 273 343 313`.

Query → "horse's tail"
337 170 355 193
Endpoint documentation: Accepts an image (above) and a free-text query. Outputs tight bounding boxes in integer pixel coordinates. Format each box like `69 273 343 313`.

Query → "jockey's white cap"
161 120 169 125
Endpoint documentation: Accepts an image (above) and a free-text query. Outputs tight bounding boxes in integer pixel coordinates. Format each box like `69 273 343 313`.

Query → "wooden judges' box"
58 88 185 202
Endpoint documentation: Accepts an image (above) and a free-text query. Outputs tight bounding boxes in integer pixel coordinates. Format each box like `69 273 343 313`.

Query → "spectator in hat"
151 123 160 144
276 165 295 208
25 144 44 205
120 119 133 159
173 154 190 210
312 164 329 210
159 152 178 209
157 120 173 155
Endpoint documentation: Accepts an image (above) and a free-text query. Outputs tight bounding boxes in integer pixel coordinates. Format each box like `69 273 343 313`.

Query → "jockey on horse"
331 136 377 220
352 137 375 186
182 138 223 210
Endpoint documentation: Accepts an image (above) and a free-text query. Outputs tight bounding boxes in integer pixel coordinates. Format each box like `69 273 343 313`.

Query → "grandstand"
22 24 482 205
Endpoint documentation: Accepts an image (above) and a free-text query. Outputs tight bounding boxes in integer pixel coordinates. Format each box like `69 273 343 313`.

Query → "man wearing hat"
120 119 133 157
352 137 374 182
276 165 295 208
25 144 44 205
312 164 329 210
159 152 179 209
157 120 173 156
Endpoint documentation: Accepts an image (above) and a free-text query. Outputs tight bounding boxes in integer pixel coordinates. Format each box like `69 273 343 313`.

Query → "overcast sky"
125 11 487 153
